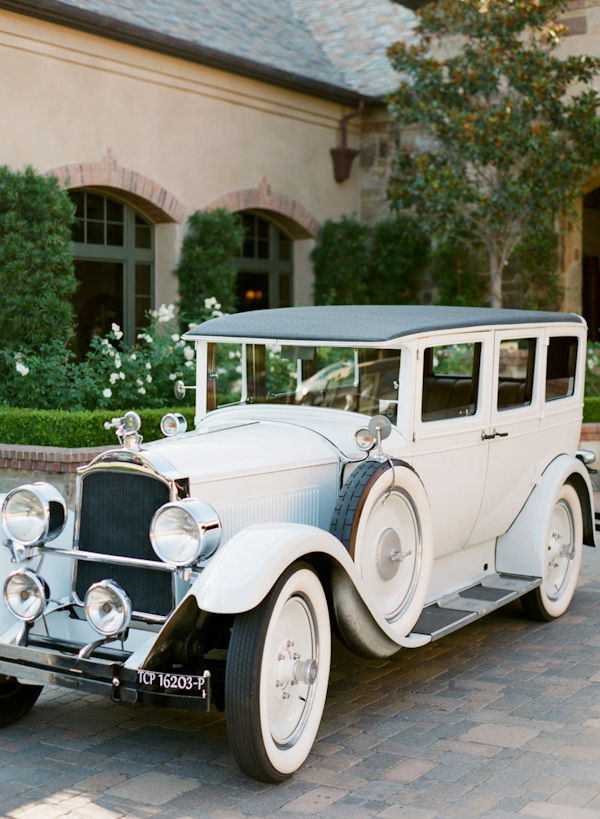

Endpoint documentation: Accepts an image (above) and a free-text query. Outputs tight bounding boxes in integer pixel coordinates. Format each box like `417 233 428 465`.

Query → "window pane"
279 273 291 307
497 339 536 410
422 343 481 422
72 220 85 243
546 337 578 401
106 199 123 222
237 272 269 311
257 239 269 259
106 224 124 246
86 221 104 244
71 191 85 218
135 225 152 249
279 232 291 262
135 264 152 295
86 194 104 221
136 296 151 328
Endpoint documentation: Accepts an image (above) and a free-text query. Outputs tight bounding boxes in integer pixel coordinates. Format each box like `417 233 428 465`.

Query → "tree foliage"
175 208 244 332
0 166 76 350
387 0 600 307
312 214 429 305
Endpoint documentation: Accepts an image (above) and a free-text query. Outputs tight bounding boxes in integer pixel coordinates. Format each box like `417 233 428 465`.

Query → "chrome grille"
75 470 173 617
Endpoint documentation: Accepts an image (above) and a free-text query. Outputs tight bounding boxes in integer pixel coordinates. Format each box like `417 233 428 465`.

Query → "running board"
409 573 541 641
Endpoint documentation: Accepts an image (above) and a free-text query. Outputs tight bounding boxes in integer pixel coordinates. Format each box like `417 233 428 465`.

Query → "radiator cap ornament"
104 411 143 449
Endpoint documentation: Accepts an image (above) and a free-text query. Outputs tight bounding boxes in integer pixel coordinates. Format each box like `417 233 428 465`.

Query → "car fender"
496 454 596 579
186 522 430 650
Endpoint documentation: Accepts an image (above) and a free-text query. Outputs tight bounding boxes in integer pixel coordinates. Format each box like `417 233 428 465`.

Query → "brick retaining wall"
0 444 110 506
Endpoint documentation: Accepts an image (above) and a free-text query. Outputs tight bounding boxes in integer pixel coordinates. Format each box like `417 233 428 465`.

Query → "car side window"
497 338 536 411
545 336 578 401
422 342 481 422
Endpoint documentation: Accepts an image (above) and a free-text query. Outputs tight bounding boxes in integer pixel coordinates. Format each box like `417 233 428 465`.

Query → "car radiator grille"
75 470 173 617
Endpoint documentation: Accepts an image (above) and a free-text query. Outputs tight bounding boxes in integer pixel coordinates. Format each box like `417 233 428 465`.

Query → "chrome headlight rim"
84 580 132 637
160 412 188 437
1 482 67 546
3 568 49 622
150 498 221 568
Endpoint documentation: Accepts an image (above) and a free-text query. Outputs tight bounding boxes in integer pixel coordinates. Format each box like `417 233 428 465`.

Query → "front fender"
496 454 596 578
186 522 430 650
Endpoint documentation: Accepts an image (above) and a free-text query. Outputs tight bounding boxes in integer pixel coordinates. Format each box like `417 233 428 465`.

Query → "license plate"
137 669 208 696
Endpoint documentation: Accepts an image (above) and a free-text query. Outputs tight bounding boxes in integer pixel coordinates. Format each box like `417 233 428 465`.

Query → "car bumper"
0 637 212 711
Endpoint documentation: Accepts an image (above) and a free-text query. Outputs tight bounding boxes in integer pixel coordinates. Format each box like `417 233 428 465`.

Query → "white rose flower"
185 360 194 368
183 346 194 361
120 372 125 380
114 354 121 369
130 353 137 361
146 374 152 383
138 387 146 395
171 334 180 342
146 362 152 370
103 388 112 398
111 323 123 340
16 362 29 376
169 373 177 381
136 378 143 386
109 373 119 384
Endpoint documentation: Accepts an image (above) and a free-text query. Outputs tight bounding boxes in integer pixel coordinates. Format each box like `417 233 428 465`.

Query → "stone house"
0 0 416 348
0 0 598 342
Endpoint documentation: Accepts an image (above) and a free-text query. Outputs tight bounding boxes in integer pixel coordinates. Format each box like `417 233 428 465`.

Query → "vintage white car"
0 305 597 783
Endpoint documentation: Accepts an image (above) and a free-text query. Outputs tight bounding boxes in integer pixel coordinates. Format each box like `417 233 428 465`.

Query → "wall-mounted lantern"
330 100 364 183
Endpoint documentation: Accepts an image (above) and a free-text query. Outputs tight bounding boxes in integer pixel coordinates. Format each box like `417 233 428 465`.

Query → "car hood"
144 418 339 486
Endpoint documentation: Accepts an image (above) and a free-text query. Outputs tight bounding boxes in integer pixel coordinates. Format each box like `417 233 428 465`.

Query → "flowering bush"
0 301 222 411
586 342 600 398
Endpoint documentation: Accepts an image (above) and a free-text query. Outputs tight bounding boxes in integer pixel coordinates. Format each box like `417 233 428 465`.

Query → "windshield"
207 343 401 419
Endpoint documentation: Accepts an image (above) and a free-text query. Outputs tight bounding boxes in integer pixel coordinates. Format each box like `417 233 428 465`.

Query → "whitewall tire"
521 483 583 621
225 563 330 782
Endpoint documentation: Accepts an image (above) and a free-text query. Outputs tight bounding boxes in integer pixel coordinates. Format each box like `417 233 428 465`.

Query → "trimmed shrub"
175 209 244 333
311 215 428 306
583 398 600 424
0 407 195 448
0 166 76 351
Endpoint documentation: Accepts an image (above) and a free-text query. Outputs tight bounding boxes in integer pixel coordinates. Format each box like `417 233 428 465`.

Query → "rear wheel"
521 483 583 621
225 564 330 783
0 676 43 727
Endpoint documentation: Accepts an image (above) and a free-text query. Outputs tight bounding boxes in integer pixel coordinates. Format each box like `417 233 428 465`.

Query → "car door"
467 329 541 547
410 332 492 557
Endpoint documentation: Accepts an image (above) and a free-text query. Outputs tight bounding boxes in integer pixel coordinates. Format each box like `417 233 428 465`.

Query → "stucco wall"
0 9 363 306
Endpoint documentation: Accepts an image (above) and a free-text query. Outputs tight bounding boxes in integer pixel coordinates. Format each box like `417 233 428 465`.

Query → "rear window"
545 337 578 401
497 338 536 411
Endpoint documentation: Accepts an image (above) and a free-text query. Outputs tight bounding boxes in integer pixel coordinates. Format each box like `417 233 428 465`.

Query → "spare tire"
330 459 433 633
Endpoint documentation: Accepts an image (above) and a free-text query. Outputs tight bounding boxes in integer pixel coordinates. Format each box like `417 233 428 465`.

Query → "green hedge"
0 407 195 448
583 398 600 424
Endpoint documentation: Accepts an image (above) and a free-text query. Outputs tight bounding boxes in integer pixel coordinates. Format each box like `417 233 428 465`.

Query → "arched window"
235 213 293 311
70 191 154 353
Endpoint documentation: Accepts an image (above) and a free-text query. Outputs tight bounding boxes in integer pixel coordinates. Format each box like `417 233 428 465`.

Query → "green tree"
0 166 76 350
387 0 600 308
175 208 244 332
312 214 428 305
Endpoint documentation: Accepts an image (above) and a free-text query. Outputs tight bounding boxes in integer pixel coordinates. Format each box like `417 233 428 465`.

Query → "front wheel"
521 483 583 621
225 563 331 783
0 676 43 727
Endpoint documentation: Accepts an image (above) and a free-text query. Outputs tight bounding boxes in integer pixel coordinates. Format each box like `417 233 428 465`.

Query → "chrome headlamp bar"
1 482 67 547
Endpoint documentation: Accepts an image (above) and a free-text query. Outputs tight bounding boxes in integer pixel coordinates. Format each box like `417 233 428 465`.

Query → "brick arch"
206 177 320 240
46 150 185 224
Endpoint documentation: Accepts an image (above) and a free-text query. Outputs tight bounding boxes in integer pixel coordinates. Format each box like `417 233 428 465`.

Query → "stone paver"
2 549 600 818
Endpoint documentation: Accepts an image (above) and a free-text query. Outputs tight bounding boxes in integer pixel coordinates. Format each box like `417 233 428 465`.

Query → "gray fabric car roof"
184 306 584 344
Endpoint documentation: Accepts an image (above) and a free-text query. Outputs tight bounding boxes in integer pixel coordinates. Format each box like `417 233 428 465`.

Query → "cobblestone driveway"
2 548 600 819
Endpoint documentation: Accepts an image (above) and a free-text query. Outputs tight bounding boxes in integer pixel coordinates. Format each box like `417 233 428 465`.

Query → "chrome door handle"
481 429 509 441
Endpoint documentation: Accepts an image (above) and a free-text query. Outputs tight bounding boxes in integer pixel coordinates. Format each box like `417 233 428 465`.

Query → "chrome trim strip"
48 547 176 572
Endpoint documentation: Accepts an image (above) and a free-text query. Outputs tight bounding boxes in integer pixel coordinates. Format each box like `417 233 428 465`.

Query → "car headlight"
2 483 67 546
150 499 221 567
4 569 48 622
84 580 132 637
